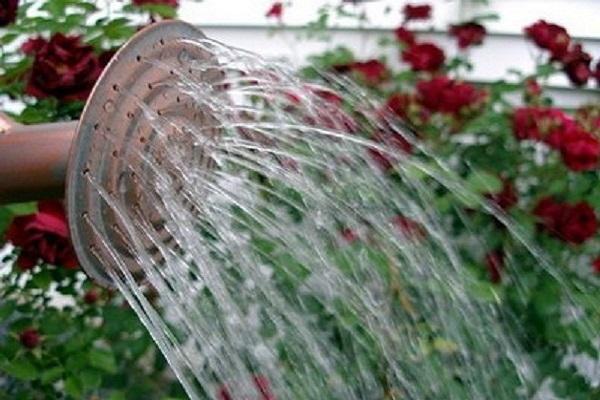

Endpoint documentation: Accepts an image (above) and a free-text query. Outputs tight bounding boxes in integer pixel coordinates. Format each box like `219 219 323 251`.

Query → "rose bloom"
592 257 600 274
416 76 486 115
575 104 600 135
524 78 542 100
486 179 518 211
0 0 18 26
561 44 592 86
394 26 416 47
485 250 504 284
450 22 486 49
559 124 600 172
402 3 432 21
265 2 283 19
340 227 359 243
5 200 78 270
533 197 598 244
401 42 445 72
386 93 412 119
218 375 275 400
524 20 570 60
368 123 413 171
132 0 178 5
511 106 571 147
22 34 103 101
19 328 40 349
346 59 389 86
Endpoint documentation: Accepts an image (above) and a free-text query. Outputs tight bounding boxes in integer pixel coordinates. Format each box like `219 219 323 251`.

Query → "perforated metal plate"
66 21 217 287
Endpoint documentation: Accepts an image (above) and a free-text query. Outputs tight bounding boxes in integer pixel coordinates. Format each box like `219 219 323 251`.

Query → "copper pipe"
0 118 77 203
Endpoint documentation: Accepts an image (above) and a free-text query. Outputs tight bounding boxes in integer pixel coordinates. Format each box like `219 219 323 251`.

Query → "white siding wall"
178 0 599 107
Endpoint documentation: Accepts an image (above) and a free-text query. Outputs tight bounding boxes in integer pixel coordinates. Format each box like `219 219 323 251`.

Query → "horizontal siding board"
200 25 599 107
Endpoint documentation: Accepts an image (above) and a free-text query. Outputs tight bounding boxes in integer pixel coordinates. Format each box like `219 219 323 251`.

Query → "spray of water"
80 36 597 399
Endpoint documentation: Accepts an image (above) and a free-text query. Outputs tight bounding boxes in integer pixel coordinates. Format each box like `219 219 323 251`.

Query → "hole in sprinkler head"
159 38 165 45
112 150 118 157
176 96 181 103
112 84 119 92
93 123 100 130
82 168 90 176
103 100 115 112
136 55 142 62
147 83 153 90
139 136 146 143
169 70 175 75
127 111 135 119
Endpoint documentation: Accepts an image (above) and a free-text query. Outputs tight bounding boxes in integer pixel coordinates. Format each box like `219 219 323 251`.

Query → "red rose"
511 107 571 147
533 196 564 234
416 76 485 115
524 20 570 60
392 215 425 240
560 124 600 172
0 0 18 26
484 250 504 284
19 328 40 349
402 42 445 72
575 105 600 135
533 197 598 244
347 59 389 86
449 22 486 49
595 60 600 86
560 203 598 244
592 257 600 274
133 0 178 5
524 78 542 101
265 2 283 20
218 375 275 400
486 179 518 210
402 3 431 21
368 123 413 171
394 26 416 46
561 44 592 86
84 289 100 305
23 34 103 102
340 227 359 243
5 200 78 270
386 93 412 119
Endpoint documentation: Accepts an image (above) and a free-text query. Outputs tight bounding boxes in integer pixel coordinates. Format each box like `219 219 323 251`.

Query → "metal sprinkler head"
0 21 217 286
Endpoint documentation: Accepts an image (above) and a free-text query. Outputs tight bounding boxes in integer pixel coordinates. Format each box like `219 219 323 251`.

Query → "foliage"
267 1 600 398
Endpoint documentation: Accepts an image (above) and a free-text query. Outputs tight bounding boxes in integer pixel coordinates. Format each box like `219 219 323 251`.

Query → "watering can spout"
0 117 77 203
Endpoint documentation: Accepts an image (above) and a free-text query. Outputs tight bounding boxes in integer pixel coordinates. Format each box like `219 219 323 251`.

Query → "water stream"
81 37 597 399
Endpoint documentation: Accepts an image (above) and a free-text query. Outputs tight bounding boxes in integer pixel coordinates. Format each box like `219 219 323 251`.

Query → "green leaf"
0 300 15 320
466 170 503 194
41 366 64 384
65 375 83 398
89 348 117 374
80 368 102 390
31 269 52 290
0 207 12 237
108 392 127 400
1 358 38 380
6 202 37 216
136 4 177 18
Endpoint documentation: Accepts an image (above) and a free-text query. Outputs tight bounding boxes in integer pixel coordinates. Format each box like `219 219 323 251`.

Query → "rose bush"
275 1 600 397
